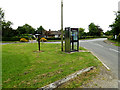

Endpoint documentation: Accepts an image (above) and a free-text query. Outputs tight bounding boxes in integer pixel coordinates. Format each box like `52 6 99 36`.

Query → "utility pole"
61 0 63 51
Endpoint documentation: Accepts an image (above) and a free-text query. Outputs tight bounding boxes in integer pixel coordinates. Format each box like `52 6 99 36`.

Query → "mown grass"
2 43 101 88
108 39 120 46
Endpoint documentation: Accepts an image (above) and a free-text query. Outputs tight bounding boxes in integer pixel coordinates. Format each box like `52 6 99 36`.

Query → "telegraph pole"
61 0 63 51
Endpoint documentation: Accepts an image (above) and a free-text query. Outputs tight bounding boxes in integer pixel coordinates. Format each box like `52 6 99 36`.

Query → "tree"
88 23 98 36
0 8 4 37
96 25 103 36
2 21 15 37
109 11 120 36
0 8 4 22
79 28 85 38
23 24 35 34
105 30 113 36
17 26 26 34
36 26 45 35
16 24 35 35
88 23 103 36
1 8 16 37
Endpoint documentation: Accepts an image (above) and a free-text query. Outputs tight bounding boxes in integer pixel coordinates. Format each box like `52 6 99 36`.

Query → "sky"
0 0 120 32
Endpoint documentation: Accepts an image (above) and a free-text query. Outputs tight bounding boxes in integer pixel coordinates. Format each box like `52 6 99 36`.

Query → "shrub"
18 34 35 40
117 33 120 42
107 35 114 40
20 38 29 42
40 38 47 42
46 38 61 40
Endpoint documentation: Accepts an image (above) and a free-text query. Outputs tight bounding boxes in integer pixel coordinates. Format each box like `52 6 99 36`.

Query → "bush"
20 38 29 42
107 35 114 40
46 38 61 40
40 38 47 42
117 33 120 42
18 34 35 40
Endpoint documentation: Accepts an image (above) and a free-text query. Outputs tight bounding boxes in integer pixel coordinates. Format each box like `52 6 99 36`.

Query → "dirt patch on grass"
57 67 97 88
16 45 25 46
80 65 118 88
33 50 44 53
57 65 118 88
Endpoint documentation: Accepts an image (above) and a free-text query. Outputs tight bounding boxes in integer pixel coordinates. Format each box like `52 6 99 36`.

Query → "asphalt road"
80 38 119 79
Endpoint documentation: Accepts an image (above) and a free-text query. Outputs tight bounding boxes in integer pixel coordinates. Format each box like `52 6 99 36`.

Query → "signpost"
61 0 63 51
35 34 41 51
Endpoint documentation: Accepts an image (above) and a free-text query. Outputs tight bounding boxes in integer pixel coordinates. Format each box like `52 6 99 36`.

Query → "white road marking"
79 38 107 42
94 44 104 47
109 48 120 53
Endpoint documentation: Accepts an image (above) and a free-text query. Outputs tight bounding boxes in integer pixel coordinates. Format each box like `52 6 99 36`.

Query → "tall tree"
109 11 120 36
36 26 45 35
2 21 14 37
88 23 98 36
79 28 85 38
96 25 103 36
23 24 35 34
0 8 4 22
1 8 16 37
17 24 35 34
105 30 113 36
88 23 103 36
0 8 4 37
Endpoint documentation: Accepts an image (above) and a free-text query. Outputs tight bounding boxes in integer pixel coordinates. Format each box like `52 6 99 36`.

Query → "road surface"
80 38 119 79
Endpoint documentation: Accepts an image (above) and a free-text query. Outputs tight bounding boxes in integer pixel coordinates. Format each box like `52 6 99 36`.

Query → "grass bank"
58 66 100 88
2 43 101 88
107 39 120 46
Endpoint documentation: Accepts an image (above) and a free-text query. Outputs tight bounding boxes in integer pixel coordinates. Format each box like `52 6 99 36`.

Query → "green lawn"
108 39 120 46
2 43 101 88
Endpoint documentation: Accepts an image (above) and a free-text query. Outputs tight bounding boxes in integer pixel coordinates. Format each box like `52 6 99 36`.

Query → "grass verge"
107 39 120 46
58 66 100 88
2 43 101 88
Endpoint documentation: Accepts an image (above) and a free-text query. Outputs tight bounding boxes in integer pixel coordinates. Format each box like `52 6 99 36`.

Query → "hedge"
46 38 62 40
2 37 21 41
79 36 107 39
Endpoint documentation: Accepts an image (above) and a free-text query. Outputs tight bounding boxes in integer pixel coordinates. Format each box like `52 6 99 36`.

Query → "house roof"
50 31 61 35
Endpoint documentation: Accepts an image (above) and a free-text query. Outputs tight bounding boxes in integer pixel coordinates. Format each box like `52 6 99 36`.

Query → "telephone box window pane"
73 32 78 40
74 42 77 50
